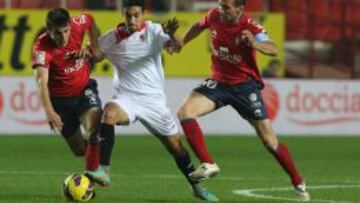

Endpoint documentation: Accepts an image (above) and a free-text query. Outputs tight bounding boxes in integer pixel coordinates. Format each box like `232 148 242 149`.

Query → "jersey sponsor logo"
214 46 242 64
64 59 84 74
35 51 46 65
261 82 280 121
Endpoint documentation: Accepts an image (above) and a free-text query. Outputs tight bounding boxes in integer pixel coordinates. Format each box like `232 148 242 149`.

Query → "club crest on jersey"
36 51 46 65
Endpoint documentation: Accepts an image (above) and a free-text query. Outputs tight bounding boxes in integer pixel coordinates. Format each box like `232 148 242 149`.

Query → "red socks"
85 143 100 171
181 119 303 186
273 143 303 186
181 119 213 163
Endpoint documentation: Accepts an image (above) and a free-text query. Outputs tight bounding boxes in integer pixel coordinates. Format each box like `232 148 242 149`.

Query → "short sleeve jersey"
98 21 170 96
32 14 94 97
199 8 267 86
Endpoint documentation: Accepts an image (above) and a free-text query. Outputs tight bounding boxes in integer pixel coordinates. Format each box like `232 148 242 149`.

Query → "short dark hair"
123 0 145 10
234 0 246 6
46 8 70 30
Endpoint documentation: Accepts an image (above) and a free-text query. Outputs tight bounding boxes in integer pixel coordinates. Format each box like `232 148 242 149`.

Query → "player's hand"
241 30 255 46
166 45 176 55
162 17 180 37
65 47 91 59
165 40 182 55
46 110 63 133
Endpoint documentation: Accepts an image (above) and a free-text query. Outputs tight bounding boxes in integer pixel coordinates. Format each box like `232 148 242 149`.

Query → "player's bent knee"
102 109 119 125
103 102 129 125
177 106 195 120
83 127 98 141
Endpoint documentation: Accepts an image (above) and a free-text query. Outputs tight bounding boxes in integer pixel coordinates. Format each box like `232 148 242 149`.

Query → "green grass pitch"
0 135 359 203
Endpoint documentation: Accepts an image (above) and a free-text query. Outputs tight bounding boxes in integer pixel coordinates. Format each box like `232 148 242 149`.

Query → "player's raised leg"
86 101 129 186
177 91 220 182
250 119 310 201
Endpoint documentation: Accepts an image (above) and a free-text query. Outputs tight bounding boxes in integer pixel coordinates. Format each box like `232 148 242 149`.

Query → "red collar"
115 21 147 43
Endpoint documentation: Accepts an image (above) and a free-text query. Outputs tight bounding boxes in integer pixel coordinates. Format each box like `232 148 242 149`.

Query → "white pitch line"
1 170 360 202
233 184 360 203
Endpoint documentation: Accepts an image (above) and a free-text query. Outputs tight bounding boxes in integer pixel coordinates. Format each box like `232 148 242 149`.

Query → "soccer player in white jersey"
85 0 219 202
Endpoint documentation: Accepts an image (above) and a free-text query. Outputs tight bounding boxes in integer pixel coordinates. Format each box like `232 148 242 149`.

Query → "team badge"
36 51 46 65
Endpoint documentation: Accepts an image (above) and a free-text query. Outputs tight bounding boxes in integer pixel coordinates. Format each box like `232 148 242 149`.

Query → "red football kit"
181 8 306 193
198 8 266 86
32 14 94 97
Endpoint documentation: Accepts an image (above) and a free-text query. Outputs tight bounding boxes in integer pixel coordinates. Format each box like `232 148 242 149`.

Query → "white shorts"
110 92 178 136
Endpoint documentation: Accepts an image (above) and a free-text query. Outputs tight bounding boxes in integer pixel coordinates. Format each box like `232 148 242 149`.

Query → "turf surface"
0 135 359 203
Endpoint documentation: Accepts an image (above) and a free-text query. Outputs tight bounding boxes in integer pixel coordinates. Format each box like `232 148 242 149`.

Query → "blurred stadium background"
1 0 360 202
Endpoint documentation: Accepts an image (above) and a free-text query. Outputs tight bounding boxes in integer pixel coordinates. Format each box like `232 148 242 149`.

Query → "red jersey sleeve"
198 9 215 29
245 16 267 35
32 43 52 69
72 13 94 32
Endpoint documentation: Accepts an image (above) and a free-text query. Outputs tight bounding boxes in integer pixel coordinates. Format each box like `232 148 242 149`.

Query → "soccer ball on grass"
63 173 95 202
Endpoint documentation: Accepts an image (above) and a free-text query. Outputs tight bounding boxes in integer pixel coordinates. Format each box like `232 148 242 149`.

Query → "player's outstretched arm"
34 66 63 132
242 30 278 56
87 18 105 61
183 23 205 47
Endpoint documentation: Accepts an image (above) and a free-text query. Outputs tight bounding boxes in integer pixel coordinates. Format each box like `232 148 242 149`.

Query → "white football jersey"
99 21 170 96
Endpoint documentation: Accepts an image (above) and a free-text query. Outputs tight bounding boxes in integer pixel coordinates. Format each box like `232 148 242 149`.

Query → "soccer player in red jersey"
176 0 310 201
32 8 102 172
